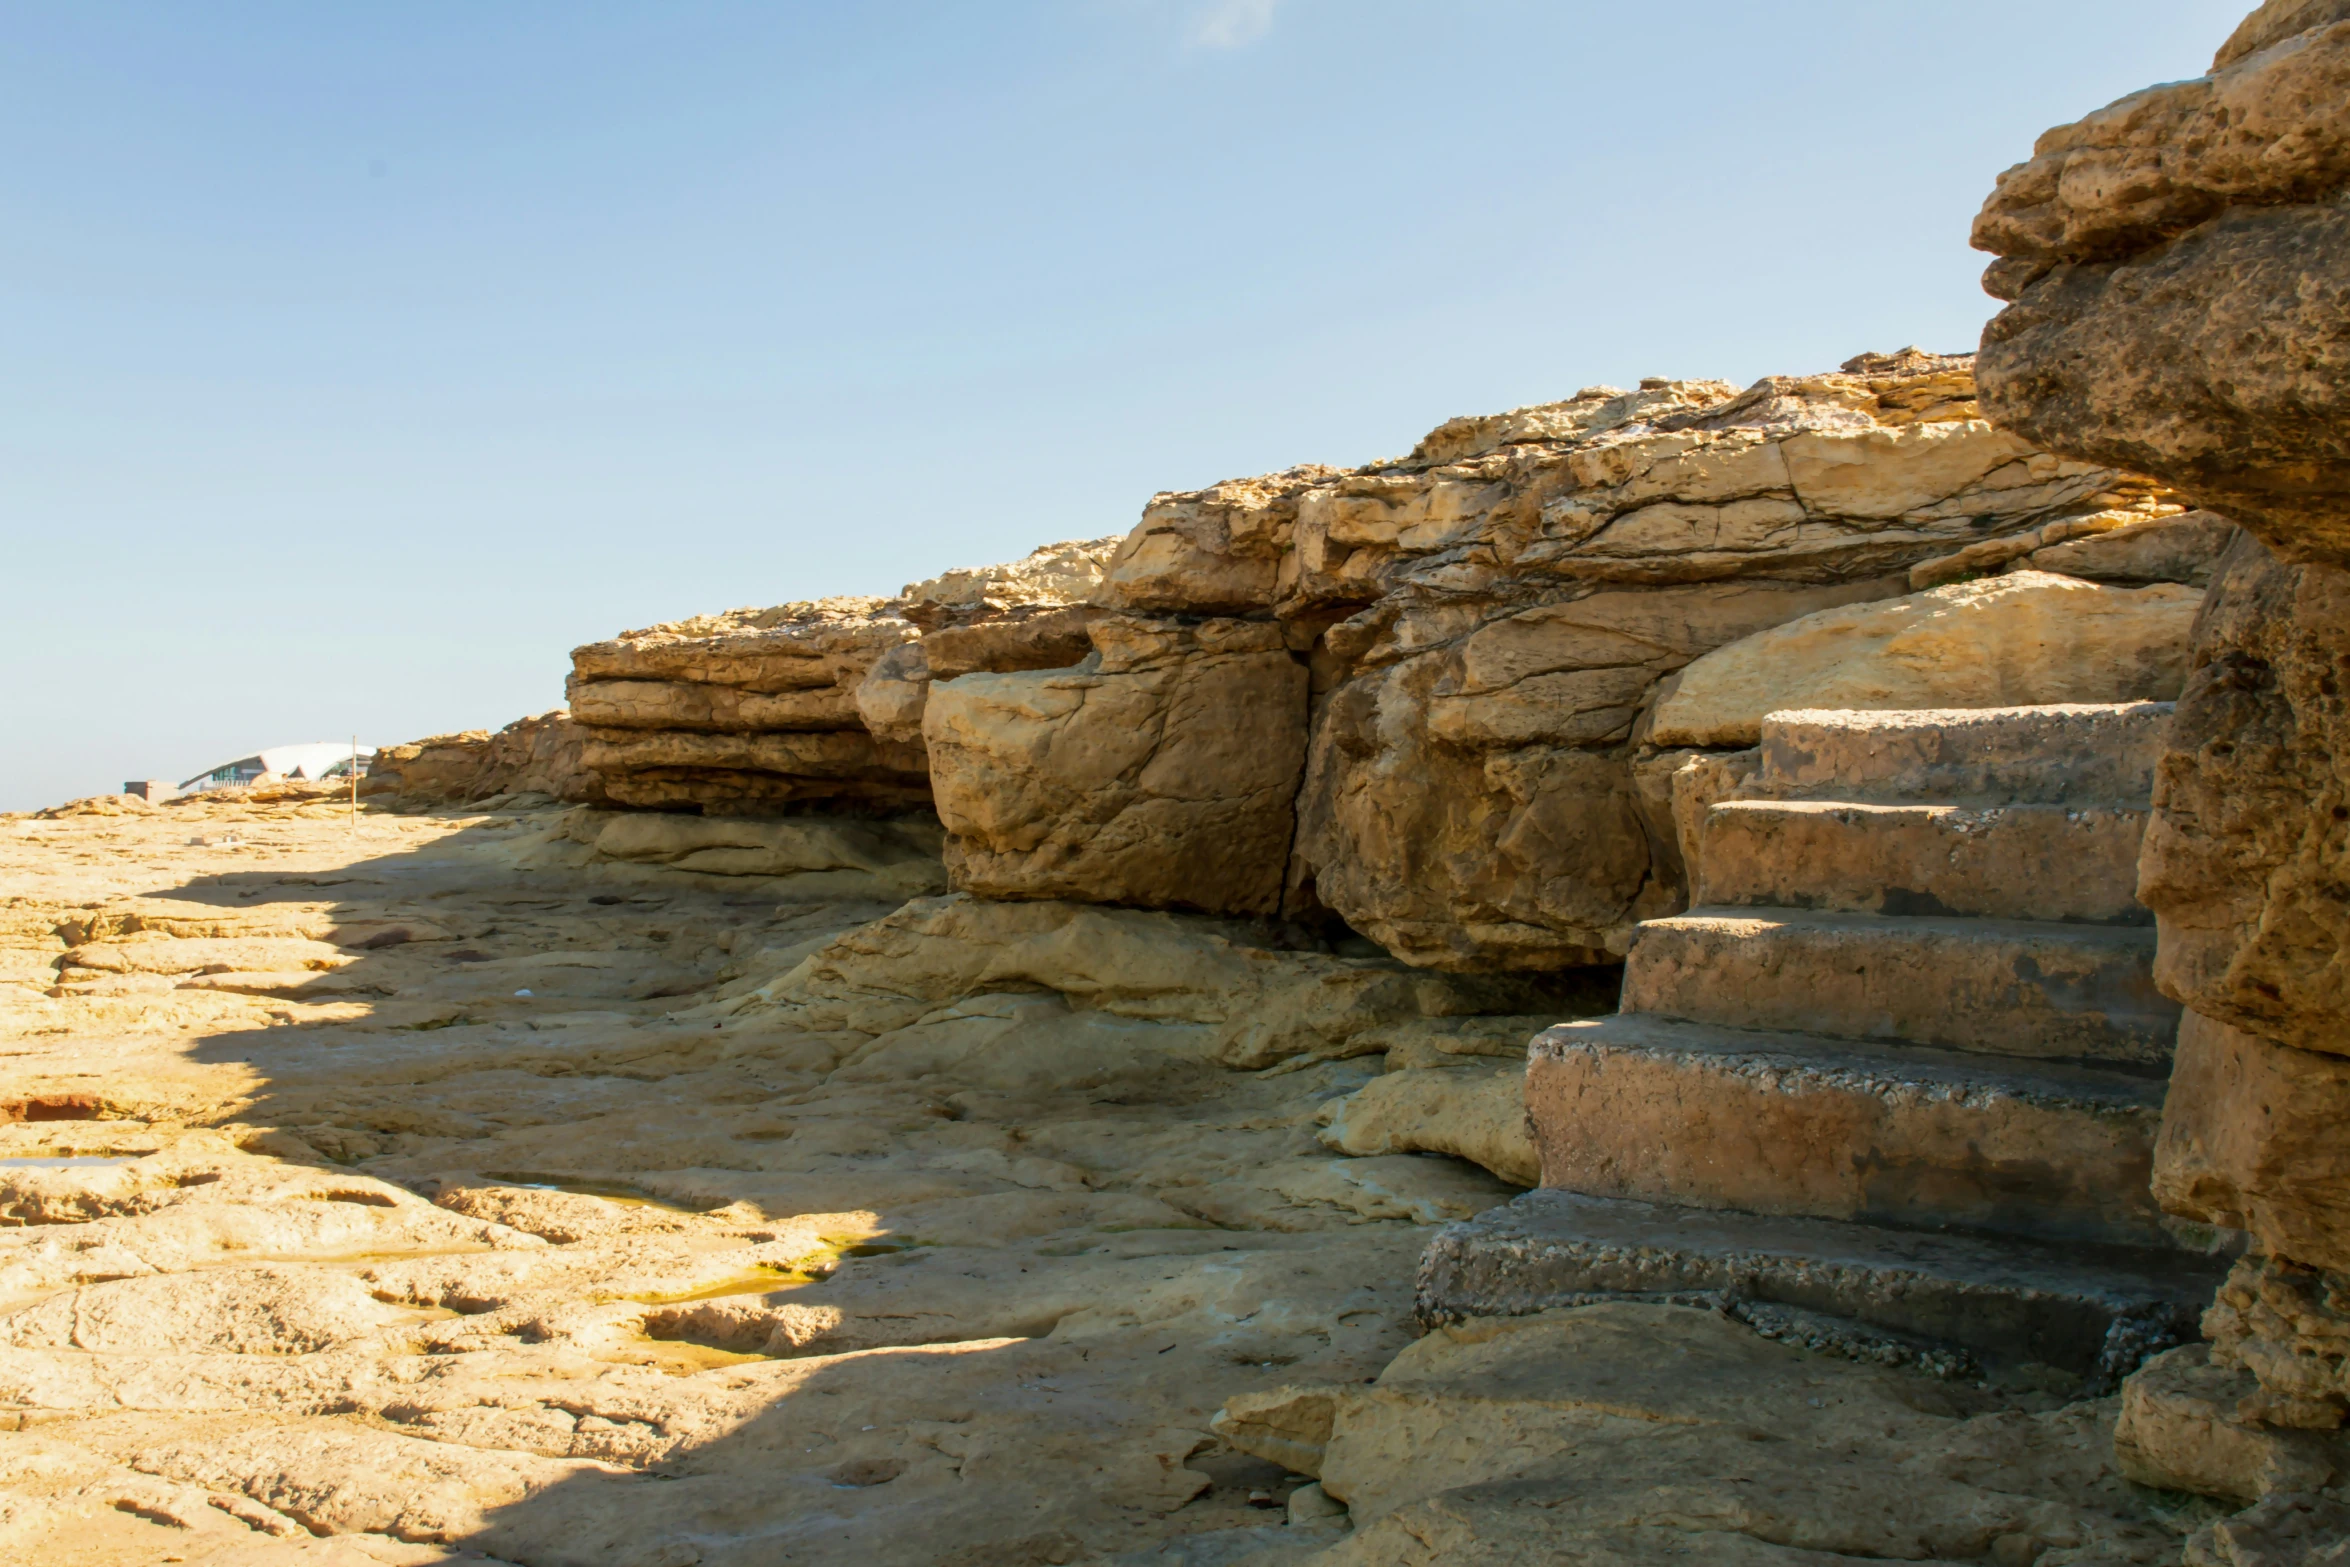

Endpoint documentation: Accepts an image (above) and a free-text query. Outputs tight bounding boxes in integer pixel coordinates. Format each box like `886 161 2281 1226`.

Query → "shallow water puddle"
626 1264 810 1305
602 1337 771 1376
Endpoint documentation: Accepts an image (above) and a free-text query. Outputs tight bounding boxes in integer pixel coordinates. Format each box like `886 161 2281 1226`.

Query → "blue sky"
2 1 2239 810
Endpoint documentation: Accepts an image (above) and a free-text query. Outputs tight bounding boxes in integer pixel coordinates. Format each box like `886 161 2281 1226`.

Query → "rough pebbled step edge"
1496 1287 1988 1382
1414 1188 2227 1393
1698 798 2153 926
1533 1013 2170 1118
1755 702 2175 806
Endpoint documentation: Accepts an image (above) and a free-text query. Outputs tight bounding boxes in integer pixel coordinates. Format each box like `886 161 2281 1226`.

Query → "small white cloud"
1188 0 1281 48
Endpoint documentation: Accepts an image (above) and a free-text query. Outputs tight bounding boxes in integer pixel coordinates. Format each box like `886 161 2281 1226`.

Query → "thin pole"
350 734 359 832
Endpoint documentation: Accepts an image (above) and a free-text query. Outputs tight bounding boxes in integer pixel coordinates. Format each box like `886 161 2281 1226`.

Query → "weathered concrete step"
1623 907 2178 1067
1699 798 2150 924
1527 1012 2172 1250
1756 703 2173 806
1415 1188 2226 1389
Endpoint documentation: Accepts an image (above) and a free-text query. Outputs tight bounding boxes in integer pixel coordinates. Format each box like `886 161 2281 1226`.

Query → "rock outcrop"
1972 2 2350 564
364 710 602 806
544 361 2197 969
567 596 931 814
924 616 1309 916
1217 1304 2192 1563
1092 352 2185 968
565 539 1121 815
1974 0 2350 1500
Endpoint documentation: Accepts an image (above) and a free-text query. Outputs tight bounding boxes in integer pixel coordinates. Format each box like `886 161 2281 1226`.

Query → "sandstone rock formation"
0 790 1652 1564
1086 352 2178 967
540 360 2190 971
562 538 1124 817
568 596 932 813
1973 2 2350 563
365 709 602 806
1218 1304 2192 1563
1649 569 2199 748
1975 0 2350 1504
925 615 1309 916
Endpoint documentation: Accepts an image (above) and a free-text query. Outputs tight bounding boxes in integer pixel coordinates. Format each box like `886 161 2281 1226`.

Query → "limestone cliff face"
1974 0 2350 1483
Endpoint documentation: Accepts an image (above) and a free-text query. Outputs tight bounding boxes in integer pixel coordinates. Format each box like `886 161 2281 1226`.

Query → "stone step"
1755 703 2173 806
1415 1188 2227 1389
1698 799 2150 925
1622 907 2178 1067
1526 1013 2173 1250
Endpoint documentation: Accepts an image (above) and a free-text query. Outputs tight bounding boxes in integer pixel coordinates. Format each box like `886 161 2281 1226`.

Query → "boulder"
2116 1343 2350 1502
1972 10 2350 562
1647 570 2199 748
1316 1062 1538 1186
924 616 1309 917
1217 1304 2183 1560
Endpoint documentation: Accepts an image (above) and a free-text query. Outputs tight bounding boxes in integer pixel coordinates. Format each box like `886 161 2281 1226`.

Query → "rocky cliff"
1974 0 2350 1514
534 355 2207 973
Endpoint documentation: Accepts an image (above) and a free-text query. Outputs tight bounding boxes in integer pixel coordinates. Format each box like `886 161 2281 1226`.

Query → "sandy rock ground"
0 799 2217 1565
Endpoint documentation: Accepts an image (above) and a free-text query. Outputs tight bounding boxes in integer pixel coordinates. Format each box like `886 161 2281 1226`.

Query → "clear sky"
2 1 2240 811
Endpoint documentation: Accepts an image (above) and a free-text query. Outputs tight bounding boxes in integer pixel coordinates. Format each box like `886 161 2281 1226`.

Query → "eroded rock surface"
926 616 1310 916
1973 6 2350 562
1650 569 2199 748
1113 352 2179 968
1977 0 2350 1515
0 794 1611 1565
1218 1305 2194 1565
562 541 1124 819
367 711 603 807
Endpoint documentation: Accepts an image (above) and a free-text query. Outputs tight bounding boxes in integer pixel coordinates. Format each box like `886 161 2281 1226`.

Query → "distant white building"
179 742 375 794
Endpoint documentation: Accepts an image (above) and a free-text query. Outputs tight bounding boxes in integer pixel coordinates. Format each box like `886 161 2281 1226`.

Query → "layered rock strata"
546 359 2200 958
565 539 1120 815
364 710 602 806
924 616 1309 916
1102 352 2189 965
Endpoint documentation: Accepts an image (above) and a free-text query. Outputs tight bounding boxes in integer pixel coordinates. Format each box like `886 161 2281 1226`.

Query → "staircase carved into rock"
1420 702 2234 1389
